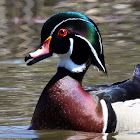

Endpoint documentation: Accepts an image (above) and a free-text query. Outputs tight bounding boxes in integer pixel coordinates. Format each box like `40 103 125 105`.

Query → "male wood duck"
25 12 140 133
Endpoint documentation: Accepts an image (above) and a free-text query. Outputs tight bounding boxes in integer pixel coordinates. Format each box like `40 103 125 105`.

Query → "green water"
0 0 140 139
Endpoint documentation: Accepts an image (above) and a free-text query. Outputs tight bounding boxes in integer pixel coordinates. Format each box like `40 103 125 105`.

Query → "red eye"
58 29 67 37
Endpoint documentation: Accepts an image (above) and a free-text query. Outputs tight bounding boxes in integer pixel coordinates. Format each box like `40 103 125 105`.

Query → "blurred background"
0 0 140 139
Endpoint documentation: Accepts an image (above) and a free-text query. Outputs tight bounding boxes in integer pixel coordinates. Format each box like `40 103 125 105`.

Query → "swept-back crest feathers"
41 12 107 73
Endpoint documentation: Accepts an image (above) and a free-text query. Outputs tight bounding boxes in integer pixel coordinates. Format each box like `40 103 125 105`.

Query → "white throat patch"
57 38 86 73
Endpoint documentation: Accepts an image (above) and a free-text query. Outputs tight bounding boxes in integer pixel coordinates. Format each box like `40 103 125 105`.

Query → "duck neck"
31 65 106 132
46 67 87 90
57 67 86 83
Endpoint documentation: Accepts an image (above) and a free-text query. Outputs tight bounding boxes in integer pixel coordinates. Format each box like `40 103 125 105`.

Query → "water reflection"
0 0 140 139
0 128 140 140
0 127 105 139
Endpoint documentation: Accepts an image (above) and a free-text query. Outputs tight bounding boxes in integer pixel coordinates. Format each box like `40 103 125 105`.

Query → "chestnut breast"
48 76 104 132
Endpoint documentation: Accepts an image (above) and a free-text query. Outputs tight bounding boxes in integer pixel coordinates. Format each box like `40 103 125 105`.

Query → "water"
0 0 140 139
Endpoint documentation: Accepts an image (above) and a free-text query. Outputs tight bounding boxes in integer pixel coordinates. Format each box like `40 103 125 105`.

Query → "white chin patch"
57 38 86 73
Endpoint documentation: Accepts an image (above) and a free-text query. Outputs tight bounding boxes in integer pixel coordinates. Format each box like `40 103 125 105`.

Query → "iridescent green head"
25 12 107 74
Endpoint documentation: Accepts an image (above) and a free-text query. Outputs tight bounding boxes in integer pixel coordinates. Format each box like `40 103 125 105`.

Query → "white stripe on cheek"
69 38 74 55
57 38 86 73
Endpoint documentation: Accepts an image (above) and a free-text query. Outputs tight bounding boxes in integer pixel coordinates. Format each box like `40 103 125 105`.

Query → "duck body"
86 65 140 103
29 68 104 132
25 12 140 133
28 65 140 133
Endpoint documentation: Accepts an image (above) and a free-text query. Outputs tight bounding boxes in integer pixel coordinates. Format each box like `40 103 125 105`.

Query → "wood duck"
25 12 140 133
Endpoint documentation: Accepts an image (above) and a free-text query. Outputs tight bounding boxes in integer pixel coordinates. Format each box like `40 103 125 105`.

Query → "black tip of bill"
25 52 53 66
25 54 32 62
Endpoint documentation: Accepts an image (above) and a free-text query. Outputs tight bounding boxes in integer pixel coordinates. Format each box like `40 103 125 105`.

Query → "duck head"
25 12 107 74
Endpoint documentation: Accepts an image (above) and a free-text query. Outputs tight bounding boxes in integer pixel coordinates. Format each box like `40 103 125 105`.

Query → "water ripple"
0 87 21 91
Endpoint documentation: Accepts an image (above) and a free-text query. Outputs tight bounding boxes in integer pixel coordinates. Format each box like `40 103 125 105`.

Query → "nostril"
39 46 43 50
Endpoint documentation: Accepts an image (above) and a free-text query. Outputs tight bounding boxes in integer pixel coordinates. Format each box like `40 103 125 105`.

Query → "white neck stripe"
75 34 105 72
100 99 108 133
57 38 86 73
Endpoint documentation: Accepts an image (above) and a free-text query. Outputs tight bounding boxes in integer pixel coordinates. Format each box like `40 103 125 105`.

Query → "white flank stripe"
100 99 108 133
102 133 108 140
75 35 105 72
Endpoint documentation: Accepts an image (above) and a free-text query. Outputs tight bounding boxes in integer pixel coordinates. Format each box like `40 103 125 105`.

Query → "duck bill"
25 36 53 66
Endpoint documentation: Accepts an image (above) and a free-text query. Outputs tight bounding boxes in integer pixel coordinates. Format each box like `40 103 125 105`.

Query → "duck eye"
58 29 67 37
